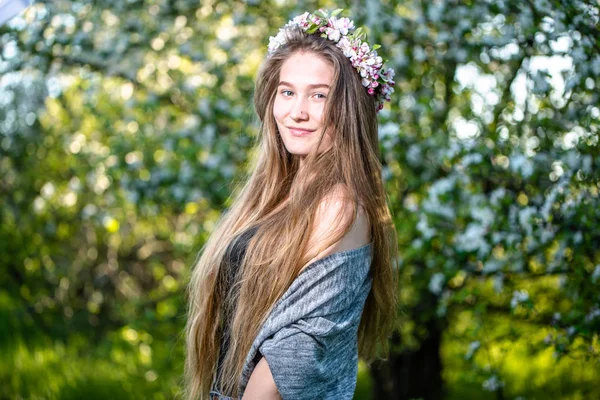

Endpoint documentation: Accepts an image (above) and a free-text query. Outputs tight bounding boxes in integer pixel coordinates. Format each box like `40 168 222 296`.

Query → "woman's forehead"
279 52 334 87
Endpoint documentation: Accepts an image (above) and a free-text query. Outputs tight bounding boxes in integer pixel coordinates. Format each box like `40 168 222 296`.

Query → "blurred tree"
366 1 600 399
0 0 598 399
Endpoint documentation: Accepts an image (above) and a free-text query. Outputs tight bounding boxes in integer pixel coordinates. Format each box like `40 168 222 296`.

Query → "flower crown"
267 9 395 112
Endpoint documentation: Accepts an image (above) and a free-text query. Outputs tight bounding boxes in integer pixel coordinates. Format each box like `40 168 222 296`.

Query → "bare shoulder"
302 184 371 268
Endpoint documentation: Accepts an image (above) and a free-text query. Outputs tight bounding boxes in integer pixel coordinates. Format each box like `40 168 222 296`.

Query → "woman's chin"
283 143 312 156
286 150 310 158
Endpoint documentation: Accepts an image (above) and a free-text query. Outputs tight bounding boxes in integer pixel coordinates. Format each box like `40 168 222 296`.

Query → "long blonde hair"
184 27 398 399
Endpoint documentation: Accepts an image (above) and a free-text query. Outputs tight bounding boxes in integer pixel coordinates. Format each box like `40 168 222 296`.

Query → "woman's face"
273 51 334 162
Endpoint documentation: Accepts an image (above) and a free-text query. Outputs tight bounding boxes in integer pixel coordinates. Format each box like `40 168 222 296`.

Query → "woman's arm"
242 356 282 400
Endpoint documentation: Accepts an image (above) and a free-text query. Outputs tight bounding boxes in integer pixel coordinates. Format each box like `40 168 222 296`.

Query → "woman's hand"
242 357 282 400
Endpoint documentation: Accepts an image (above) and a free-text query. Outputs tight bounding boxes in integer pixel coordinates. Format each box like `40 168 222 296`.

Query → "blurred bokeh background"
1 0 599 399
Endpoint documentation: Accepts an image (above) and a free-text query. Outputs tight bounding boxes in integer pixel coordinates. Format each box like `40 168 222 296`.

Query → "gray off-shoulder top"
210 241 373 400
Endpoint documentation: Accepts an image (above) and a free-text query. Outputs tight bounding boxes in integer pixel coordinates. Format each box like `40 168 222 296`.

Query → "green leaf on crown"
314 9 328 19
331 9 344 17
306 25 320 34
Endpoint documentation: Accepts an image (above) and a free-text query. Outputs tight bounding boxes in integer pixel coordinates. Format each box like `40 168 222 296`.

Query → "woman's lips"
288 127 315 137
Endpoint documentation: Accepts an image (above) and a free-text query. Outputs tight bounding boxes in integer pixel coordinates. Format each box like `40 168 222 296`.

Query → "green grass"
2 290 598 400
0 290 182 400
1 333 184 400
443 310 600 400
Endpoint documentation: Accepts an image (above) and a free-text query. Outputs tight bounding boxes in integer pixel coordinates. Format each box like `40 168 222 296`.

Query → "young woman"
185 9 398 400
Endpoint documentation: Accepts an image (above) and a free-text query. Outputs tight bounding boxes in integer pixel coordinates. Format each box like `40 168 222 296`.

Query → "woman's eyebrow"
278 81 330 89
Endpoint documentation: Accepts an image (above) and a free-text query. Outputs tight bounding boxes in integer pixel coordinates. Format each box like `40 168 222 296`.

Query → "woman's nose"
290 98 309 121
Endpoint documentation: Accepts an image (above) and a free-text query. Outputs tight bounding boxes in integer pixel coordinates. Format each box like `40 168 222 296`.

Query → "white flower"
336 37 353 56
292 12 310 26
326 28 341 41
489 188 506 206
465 340 481 359
510 289 529 308
429 176 455 197
493 274 504 293
384 68 395 80
268 30 288 53
510 153 534 178
428 273 445 295
553 312 561 321
416 215 435 240
406 145 421 166
482 375 504 391
330 16 354 35
592 265 600 283
379 122 400 139
586 308 600 322
471 206 494 227
455 223 487 252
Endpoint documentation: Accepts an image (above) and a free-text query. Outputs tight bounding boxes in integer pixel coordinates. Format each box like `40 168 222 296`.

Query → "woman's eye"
281 90 293 97
315 93 327 99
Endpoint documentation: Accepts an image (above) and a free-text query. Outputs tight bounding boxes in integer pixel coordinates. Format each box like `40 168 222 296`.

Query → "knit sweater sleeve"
239 243 373 400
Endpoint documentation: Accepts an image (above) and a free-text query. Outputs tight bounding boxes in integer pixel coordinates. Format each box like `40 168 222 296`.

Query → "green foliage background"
1 0 599 399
